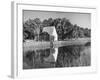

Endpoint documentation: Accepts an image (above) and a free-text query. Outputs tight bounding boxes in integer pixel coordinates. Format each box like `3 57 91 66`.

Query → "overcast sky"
23 10 91 29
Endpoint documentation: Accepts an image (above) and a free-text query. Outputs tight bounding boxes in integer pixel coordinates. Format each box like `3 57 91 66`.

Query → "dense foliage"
23 18 91 41
56 45 84 67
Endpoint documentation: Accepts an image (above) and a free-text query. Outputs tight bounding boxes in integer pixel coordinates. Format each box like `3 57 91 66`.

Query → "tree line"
23 18 91 41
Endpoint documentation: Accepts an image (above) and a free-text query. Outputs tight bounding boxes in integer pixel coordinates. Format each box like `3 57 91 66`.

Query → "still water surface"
23 45 91 69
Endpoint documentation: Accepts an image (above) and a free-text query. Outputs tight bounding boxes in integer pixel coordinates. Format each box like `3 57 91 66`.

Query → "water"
56 45 91 67
23 44 91 69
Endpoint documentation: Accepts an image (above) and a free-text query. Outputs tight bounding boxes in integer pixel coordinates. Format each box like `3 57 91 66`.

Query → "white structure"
43 26 58 41
43 26 58 62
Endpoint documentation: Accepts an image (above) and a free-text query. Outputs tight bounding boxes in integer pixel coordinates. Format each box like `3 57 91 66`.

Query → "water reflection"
23 45 91 69
56 45 91 67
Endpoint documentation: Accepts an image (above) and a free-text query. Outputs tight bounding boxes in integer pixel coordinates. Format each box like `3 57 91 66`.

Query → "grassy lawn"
23 38 90 53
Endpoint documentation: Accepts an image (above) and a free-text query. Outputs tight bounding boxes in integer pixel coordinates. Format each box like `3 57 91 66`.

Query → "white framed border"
11 1 97 78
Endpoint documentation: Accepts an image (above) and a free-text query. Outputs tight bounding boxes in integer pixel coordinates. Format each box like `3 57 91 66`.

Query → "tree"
53 18 63 40
47 18 54 26
23 18 43 41
78 28 84 38
33 18 42 41
42 19 49 27
84 28 91 37
39 32 50 41
23 20 36 40
71 24 79 38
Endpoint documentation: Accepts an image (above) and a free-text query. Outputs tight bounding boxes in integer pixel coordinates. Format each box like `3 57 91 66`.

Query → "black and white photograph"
23 10 91 69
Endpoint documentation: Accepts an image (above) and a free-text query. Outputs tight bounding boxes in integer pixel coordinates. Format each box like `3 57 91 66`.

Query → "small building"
43 26 58 41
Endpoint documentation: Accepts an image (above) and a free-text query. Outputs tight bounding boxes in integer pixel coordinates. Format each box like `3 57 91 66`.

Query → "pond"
23 44 91 69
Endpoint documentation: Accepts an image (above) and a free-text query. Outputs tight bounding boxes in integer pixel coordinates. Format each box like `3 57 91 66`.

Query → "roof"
43 26 57 35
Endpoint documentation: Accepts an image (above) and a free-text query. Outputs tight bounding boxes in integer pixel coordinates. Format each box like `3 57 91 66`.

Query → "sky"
23 10 91 29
